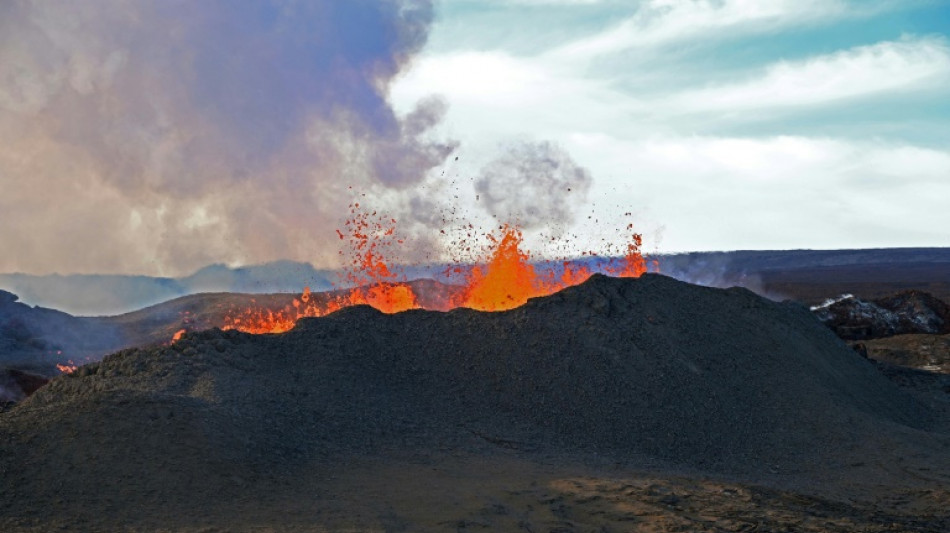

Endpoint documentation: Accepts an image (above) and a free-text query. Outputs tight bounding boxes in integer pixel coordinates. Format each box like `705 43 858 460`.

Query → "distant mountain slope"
663 248 950 272
0 280 462 376
658 248 950 304
0 261 335 316
0 290 124 373
3 249 948 316
758 262 950 305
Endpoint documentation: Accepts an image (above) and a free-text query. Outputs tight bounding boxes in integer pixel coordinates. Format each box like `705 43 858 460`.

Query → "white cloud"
394 32 950 148
442 0 605 5
672 36 950 113
497 0 604 4
391 50 636 139
395 51 550 106
548 0 852 60
562 134 950 252
394 35 950 159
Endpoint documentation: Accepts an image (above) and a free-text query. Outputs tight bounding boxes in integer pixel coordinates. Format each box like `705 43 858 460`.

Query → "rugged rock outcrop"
812 290 950 340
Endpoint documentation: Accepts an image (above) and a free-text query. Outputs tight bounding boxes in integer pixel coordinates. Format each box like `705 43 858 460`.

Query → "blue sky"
392 0 950 253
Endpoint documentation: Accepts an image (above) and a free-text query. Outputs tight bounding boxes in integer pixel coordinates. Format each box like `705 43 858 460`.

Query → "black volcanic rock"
876 291 950 334
1 274 947 524
813 290 950 340
0 290 17 305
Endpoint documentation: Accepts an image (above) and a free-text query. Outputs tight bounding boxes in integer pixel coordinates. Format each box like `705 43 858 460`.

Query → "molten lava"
604 226 648 278
333 204 420 313
455 225 592 311
224 307 302 335
56 361 78 374
338 282 419 314
217 204 655 335
221 205 421 334
458 226 537 310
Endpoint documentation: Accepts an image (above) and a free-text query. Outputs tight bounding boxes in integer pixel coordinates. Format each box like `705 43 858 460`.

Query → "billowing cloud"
475 140 592 230
566 133 950 252
0 0 455 276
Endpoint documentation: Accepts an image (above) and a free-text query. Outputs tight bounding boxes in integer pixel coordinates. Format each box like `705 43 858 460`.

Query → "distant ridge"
660 247 950 272
2 248 949 315
0 261 335 316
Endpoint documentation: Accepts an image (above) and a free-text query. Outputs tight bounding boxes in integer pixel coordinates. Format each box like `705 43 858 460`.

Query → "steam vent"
2 274 949 530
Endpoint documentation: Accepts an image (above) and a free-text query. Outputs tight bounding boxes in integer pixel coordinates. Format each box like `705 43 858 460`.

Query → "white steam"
475 140 592 230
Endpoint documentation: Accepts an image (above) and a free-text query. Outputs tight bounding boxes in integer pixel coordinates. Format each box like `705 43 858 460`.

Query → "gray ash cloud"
474 140 592 230
0 0 454 276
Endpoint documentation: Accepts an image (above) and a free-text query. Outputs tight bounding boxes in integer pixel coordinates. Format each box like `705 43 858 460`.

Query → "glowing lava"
56 361 78 374
458 225 561 311
604 226 648 278
336 283 419 314
221 205 421 334
333 203 420 314
217 205 655 335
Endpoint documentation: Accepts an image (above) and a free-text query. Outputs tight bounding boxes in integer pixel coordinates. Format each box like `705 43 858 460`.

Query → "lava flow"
56 361 78 374
332 203 420 314
456 225 538 310
452 223 649 311
222 204 422 334
218 207 654 335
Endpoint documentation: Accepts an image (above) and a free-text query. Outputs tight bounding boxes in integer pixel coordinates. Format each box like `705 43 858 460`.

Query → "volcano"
1 274 948 531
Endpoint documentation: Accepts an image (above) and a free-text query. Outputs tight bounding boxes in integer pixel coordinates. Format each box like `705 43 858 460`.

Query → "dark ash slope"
1 274 947 525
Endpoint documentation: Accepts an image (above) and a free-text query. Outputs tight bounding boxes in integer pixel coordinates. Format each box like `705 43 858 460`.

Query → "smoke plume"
475 140 592 230
0 0 454 276
0 383 22 403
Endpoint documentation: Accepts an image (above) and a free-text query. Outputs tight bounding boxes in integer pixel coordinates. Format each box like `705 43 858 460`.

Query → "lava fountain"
219 207 654 335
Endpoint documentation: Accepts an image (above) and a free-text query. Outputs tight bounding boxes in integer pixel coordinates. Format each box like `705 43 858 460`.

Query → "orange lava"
604 228 648 278
218 204 655 334
457 225 560 311
56 361 78 374
337 282 419 314
224 307 302 335
451 224 647 311
221 205 420 335
334 203 420 313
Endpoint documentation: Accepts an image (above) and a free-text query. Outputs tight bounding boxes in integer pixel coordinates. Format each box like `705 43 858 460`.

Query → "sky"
1 0 948 277
392 0 950 255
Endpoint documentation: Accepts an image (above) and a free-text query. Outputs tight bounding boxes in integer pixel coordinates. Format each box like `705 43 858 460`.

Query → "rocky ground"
2 274 949 531
7 452 948 532
859 335 950 374
813 290 950 341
